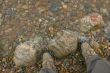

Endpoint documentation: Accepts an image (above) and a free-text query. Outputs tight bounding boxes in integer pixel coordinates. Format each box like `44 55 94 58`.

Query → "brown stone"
48 30 78 58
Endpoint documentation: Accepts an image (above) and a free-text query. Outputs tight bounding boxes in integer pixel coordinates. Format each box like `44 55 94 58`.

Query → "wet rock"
5 8 16 17
14 35 43 66
49 2 60 12
48 30 78 58
84 2 92 13
80 13 104 33
61 2 68 10
22 5 28 10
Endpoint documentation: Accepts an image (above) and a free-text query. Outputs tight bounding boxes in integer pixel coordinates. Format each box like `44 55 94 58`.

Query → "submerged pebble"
49 2 60 12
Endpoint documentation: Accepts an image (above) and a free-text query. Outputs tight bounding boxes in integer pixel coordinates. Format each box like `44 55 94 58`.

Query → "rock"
83 2 92 13
5 8 16 16
22 5 28 9
61 2 68 9
48 30 78 58
14 35 43 66
80 13 104 33
49 2 60 12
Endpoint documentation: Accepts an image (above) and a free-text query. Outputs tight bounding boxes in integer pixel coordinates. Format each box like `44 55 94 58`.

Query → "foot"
81 42 97 62
42 53 56 70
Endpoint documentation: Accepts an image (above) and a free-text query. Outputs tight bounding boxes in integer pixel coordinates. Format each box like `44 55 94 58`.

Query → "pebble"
22 5 28 9
49 2 60 12
62 2 68 9
38 18 42 22
83 2 92 13
5 8 16 16
2 58 6 62
5 28 12 33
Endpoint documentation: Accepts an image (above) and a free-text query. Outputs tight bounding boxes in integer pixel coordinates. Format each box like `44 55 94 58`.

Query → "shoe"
42 53 56 69
90 40 104 56
81 42 97 62
90 40 100 50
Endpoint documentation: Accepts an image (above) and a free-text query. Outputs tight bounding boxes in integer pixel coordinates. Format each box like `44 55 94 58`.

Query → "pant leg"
87 55 110 73
39 68 57 73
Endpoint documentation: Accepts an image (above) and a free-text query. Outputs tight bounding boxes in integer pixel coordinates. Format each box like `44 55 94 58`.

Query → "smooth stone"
48 30 78 58
14 35 43 66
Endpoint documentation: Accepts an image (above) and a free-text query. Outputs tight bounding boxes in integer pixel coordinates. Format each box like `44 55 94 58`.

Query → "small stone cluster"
14 12 106 67
14 30 78 66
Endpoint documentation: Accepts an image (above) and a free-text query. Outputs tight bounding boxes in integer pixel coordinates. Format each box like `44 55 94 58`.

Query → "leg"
81 42 110 73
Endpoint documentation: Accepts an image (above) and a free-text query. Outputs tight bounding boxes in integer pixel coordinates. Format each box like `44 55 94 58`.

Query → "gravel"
0 0 110 73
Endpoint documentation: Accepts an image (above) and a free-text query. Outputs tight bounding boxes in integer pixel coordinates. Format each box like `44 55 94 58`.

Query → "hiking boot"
89 40 104 56
42 53 56 69
90 40 100 50
81 42 97 62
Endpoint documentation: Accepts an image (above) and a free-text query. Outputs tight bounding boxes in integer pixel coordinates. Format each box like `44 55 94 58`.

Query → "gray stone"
49 3 60 12
14 35 43 66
